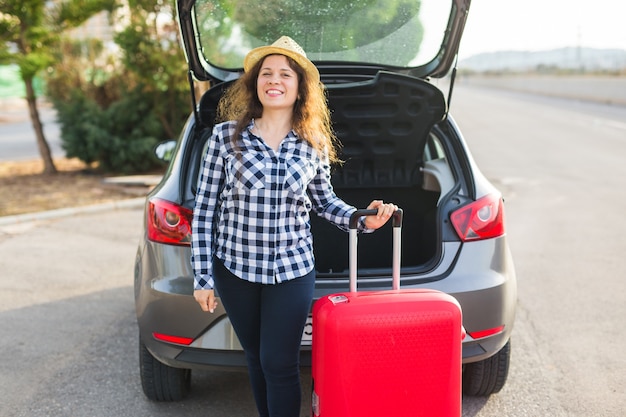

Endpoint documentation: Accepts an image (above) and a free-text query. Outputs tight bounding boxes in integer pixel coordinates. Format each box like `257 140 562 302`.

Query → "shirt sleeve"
191 125 226 290
308 151 373 233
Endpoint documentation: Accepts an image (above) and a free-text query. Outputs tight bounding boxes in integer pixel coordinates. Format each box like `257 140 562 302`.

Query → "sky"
458 0 626 58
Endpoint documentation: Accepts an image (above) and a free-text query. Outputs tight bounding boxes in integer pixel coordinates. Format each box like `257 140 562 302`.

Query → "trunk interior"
196 71 449 277
312 71 447 276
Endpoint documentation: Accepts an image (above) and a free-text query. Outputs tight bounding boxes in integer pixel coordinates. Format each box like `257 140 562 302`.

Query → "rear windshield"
192 0 452 69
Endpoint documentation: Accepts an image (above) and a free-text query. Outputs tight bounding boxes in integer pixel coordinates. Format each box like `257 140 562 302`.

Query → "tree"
0 0 116 174
44 0 190 174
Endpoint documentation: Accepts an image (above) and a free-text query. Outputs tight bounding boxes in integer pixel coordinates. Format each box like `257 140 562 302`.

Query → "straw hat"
243 36 320 81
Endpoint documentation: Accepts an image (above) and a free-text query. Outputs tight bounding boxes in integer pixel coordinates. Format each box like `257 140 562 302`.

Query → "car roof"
177 0 471 83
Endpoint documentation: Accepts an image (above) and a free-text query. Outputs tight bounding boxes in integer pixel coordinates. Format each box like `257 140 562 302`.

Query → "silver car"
135 0 516 401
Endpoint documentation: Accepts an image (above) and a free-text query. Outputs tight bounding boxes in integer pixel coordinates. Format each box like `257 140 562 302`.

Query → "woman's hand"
363 200 399 230
194 289 218 313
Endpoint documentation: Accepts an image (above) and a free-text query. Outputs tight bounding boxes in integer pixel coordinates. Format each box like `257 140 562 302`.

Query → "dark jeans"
213 258 315 417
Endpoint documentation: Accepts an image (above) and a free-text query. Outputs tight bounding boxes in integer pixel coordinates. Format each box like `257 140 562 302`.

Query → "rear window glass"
192 0 452 69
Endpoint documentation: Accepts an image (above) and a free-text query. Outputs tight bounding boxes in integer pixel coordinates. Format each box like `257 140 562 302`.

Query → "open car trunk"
183 0 471 281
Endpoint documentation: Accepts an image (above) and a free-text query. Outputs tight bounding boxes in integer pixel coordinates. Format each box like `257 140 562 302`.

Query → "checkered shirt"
191 121 367 290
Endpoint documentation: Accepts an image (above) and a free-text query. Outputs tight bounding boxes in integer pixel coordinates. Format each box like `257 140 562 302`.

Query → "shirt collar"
245 120 299 143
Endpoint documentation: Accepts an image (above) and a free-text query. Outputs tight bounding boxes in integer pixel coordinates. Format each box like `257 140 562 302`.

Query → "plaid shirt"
191 121 367 290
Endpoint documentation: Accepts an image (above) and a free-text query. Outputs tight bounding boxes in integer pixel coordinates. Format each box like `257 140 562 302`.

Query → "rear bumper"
136 237 516 369
142 328 509 371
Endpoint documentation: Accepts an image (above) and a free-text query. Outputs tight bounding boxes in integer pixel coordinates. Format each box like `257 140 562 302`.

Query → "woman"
191 36 397 417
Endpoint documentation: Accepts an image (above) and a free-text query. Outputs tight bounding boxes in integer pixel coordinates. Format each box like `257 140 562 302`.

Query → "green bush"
53 92 102 165
54 86 165 174
45 4 191 175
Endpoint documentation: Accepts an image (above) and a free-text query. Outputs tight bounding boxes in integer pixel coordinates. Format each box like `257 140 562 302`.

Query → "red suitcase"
311 209 464 417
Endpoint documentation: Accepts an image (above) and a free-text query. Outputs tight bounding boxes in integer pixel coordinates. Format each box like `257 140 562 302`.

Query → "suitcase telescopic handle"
348 208 403 292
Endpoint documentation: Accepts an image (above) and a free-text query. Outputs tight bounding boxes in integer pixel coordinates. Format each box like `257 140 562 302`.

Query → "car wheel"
139 338 191 401
463 340 511 396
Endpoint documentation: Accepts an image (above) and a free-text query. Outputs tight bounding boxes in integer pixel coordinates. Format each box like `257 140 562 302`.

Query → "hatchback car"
135 0 517 402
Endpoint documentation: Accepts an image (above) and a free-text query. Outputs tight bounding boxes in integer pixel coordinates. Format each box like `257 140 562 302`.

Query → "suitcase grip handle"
349 208 403 230
348 208 403 292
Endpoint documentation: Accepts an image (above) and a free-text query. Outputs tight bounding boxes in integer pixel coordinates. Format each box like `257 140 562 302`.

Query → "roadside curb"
0 197 146 227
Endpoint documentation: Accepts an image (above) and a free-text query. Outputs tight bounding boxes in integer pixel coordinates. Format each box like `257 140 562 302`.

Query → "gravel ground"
0 158 154 217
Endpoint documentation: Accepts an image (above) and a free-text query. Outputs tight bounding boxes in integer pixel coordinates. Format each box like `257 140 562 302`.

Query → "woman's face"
256 54 299 112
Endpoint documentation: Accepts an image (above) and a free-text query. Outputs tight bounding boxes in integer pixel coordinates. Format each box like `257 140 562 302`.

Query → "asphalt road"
0 104 63 161
1 85 625 416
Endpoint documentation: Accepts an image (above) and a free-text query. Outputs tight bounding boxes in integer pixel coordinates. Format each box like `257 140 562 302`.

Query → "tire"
463 340 511 396
139 338 191 401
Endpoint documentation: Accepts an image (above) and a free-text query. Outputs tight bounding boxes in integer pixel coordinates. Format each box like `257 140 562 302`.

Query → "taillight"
450 194 505 241
468 325 505 340
153 332 194 346
147 198 193 246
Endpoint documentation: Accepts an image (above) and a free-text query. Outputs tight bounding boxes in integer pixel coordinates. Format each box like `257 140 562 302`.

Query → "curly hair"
216 54 341 164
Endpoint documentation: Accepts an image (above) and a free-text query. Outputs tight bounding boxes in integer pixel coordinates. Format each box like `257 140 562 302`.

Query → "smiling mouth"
266 89 283 96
